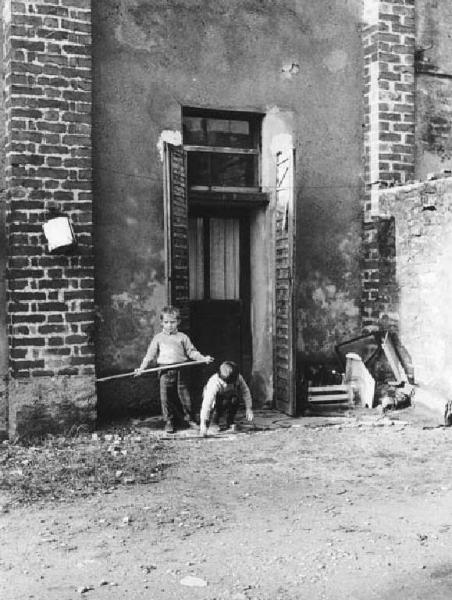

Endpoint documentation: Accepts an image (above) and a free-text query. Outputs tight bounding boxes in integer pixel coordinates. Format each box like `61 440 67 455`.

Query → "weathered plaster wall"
416 0 452 179
380 178 452 397
92 0 364 405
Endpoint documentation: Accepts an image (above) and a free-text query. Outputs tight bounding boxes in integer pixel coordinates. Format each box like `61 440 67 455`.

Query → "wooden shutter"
274 148 297 415
163 142 190 331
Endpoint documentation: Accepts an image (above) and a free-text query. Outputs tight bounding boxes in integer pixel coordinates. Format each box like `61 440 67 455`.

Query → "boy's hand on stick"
133 368 143 377
204 356 215 364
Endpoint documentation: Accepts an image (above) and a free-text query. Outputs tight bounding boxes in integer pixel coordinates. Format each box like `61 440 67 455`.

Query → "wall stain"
96 255 166 375
297 229 361 359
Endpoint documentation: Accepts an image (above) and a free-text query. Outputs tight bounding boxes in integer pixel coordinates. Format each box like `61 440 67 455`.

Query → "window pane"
187 152 210 186
206 118 252 148
183 117 206 145
211 153 256 187
183 115 256 148
187 152 257 188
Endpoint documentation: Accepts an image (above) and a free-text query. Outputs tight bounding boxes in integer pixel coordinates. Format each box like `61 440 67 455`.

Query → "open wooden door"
163 142 190 331
273 148 297 416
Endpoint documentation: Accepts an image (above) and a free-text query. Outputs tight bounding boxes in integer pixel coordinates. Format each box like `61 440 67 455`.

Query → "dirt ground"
2 407 452 600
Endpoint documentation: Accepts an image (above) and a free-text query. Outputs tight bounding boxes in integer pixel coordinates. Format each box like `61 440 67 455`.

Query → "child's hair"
219 361 239 384
160 305 181 321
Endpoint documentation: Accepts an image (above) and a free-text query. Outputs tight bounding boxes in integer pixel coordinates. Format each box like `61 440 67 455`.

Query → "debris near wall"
336 331 414 414
301 331 414 414
0 428 168 508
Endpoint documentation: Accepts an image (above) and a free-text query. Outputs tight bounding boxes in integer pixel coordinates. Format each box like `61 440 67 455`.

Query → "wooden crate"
307 384 353 406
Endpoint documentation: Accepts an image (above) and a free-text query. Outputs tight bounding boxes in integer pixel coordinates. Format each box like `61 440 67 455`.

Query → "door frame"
163 113 297 412
188 206 253 379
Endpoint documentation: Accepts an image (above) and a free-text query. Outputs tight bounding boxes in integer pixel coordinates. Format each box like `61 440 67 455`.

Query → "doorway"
188 213 252 380
163 107 297 414
182 107 263 383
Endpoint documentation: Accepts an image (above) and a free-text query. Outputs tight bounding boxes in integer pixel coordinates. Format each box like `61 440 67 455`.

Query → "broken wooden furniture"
307 384 353 407
336 331 414 411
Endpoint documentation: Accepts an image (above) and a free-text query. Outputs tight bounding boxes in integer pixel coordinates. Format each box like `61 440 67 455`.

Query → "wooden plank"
97 359 210 383
308 384 352 405
308 385 349 393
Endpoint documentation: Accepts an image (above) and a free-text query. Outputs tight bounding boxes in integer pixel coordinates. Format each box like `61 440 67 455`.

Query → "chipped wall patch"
157 130 182 162
323 49 348 73
363 0 379 27
281 62 300 79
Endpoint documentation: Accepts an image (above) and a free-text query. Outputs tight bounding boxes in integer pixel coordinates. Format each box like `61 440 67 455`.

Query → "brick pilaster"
3 0 96 436
361 0 415 331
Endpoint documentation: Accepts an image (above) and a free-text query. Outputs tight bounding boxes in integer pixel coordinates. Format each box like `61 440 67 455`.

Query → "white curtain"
188 217 240 300
210 218 240 300
188 218 204 300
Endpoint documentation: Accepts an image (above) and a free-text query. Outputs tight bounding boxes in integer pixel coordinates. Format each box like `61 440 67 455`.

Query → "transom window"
183 108 261 192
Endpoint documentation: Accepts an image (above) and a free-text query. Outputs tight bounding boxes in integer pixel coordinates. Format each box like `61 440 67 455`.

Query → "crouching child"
199 361 254 437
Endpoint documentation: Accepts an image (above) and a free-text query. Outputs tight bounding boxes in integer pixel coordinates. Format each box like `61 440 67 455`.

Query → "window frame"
182 107 263 194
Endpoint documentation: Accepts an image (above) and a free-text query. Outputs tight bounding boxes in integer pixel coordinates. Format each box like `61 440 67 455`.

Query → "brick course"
2 0 95 437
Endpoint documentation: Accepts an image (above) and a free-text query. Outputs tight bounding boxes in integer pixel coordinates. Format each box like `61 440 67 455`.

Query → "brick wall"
362 0 416 332
379 178 452 395
2 0 96 437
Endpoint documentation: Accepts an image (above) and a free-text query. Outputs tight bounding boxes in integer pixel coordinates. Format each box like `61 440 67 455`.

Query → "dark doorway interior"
188 212 252 407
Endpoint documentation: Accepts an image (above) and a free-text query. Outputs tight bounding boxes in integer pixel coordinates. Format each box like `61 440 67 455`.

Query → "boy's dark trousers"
159 368 192 426
212 391 239 428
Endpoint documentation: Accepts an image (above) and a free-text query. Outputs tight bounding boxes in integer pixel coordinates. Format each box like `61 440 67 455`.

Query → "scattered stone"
77 585 94 594
417 533 428 544
141 564 157 573
180 575 207 587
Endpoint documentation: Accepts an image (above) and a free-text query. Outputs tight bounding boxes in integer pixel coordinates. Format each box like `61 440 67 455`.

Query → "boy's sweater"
200 373 252 423
141 330 206 367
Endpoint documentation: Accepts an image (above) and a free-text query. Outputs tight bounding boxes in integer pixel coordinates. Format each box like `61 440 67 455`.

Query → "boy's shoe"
165 422 175 434
185 420 198 430
226 423 238 432
208 424 221 434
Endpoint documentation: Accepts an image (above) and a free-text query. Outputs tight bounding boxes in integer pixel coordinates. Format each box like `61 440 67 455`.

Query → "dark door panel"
189 299 243 413
190 299 242 368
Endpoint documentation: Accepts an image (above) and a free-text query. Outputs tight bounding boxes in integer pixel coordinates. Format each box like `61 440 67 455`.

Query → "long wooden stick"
96 359 210 383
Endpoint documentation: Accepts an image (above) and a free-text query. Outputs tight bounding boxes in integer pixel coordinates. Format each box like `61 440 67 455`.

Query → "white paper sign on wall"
43 216 76 253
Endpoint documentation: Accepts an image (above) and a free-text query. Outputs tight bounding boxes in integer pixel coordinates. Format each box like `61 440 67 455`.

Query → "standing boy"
135 306 214 433
199 361 254 437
